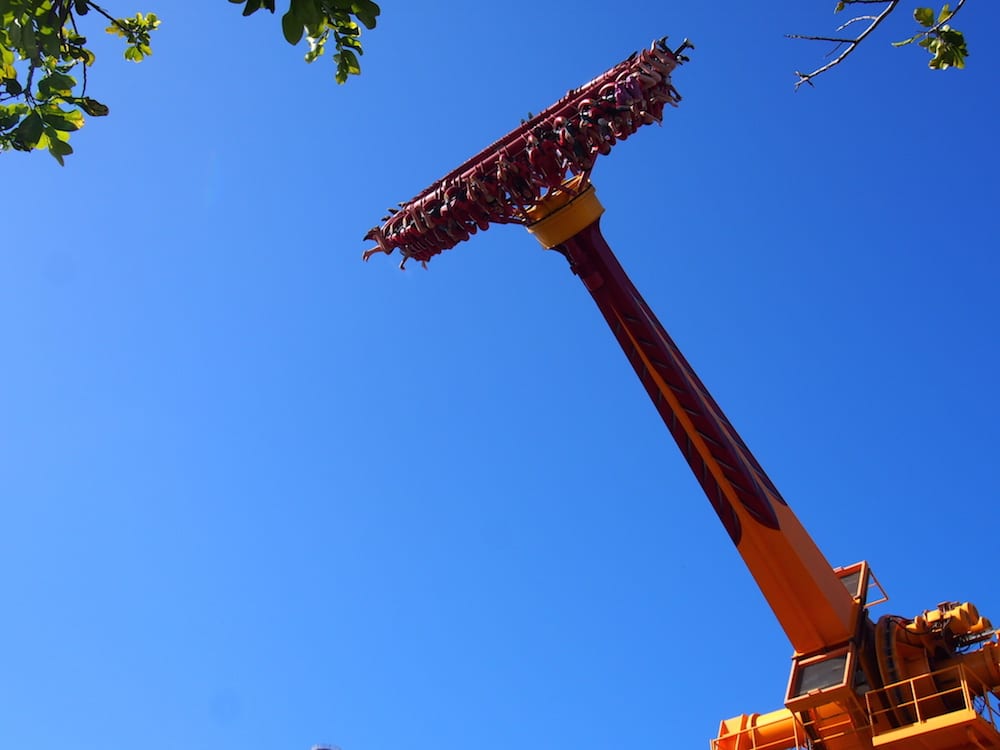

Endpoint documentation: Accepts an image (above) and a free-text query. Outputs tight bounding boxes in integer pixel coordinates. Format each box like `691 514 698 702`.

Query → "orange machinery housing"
525 181 1000 750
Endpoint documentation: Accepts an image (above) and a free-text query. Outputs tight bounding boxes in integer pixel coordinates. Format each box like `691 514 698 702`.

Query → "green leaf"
937 4 951 23
343 48 360 71
232 0 274 17
931 27 967 69
351 0 380 29
46 129 73 165
304 30 327 63
6 23 23 52
37 26 60 58
334 47 361 83
834 1 845 12
66 43 96 65
21 22 39 60
914 7 935 27
340 35 362 51
1 44 15 71
289 0 323 35
41 105 84 131
0 104 22 130
281 10 304 45
76 97 109 117
37 71 76 97
12 110 44 150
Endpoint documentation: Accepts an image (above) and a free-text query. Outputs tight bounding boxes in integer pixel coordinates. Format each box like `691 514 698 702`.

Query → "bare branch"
789 0 900 88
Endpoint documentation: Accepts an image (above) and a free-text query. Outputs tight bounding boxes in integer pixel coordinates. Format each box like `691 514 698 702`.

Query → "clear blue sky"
3 3 998 750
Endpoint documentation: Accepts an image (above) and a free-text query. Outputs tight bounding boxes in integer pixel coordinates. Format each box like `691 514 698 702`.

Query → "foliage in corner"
229 0 380 84
0 0 160 164
2 1 380 165
891 4 968 69
791 0 970 87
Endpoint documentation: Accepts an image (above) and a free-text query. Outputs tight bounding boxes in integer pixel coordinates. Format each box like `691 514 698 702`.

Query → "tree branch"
789 0 900 88
85 1 131 36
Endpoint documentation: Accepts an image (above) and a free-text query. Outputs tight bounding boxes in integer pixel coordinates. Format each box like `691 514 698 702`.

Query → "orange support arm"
529 185 859 656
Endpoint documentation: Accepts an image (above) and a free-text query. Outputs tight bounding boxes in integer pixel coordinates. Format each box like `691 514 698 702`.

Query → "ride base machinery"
363 38 1000 750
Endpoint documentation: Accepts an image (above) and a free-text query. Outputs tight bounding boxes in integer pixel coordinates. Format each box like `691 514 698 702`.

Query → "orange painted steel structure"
364 39 1000 750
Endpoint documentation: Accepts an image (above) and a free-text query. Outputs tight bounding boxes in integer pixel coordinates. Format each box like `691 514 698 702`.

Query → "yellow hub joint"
526 175 605 249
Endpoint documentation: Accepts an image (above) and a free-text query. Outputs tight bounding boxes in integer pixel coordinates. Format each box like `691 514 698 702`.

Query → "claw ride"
363 38 1000 750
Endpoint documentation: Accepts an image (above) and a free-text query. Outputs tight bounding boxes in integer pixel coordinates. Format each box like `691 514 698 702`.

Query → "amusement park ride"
362 38 1000 750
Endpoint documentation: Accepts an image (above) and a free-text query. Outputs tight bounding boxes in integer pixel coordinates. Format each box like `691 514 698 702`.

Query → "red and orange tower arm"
364 39 1000 750
363 37 856 658
529 196 859 656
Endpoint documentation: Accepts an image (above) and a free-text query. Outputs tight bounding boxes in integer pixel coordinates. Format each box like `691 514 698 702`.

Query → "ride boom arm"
538 203 859 657
364 38 859 658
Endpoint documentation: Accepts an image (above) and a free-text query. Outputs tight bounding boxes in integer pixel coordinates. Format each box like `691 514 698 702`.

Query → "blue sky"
2 3 998 750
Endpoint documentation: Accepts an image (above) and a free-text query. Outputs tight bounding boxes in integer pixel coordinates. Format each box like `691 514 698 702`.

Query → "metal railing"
864 664 1000 737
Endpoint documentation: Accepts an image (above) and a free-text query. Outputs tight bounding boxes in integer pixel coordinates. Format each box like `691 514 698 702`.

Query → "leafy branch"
788 0 970 87
0 0 160 163
2 1 380 165
891 2 968 69
231 0 380 84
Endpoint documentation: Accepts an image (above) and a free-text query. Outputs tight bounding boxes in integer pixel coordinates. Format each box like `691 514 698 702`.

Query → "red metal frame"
363 38 691 268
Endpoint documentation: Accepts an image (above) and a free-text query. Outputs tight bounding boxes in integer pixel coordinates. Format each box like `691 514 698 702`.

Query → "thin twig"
786 35 856 43
85 0 131 35
85 1 118 23
837 15 878 29
70 11 89 96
